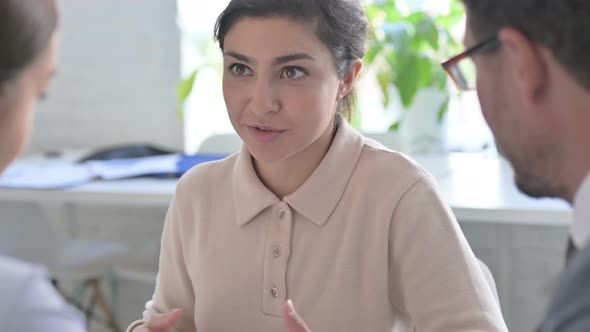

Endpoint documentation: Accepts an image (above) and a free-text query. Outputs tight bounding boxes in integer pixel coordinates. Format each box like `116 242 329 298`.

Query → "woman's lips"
248 125 285 143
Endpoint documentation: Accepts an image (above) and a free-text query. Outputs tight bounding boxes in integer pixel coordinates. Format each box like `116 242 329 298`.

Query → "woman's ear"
338 59 363 100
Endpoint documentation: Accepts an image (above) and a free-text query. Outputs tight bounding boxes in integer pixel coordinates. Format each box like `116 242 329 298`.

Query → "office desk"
417 153 570 223
0 152 570 213
0 152 572 331
0 178 176 206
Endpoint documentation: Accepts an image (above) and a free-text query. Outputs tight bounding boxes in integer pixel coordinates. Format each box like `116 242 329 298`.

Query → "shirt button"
270 286 280 298
272 245 282 257
278 208 286 219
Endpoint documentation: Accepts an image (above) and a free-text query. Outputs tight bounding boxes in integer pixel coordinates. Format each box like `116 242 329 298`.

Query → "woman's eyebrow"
223 51 316 66
223 51 255 65
272 53 315 66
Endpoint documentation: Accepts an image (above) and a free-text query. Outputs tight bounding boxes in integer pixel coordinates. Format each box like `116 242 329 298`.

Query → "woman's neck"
254 119 338 199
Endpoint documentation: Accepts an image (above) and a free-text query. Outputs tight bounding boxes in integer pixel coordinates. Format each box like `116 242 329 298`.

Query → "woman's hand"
133 309 183 332
283 300 311 332
133 302 307 332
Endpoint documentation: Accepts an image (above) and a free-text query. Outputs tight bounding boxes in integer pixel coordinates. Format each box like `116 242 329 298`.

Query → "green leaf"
435 0 464 31
177 70 198 102
377 69 394 108
383 2 402 22
365 40 384 65
365 4 384 21
394 56 420 108
415 54 434 90
389 121 401 132
176 69 199 119
382 22 414 55
415 17 439 50
406 12 427 26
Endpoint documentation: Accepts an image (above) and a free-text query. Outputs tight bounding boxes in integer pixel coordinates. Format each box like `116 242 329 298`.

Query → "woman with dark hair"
128 0 506 331
0 0 84 331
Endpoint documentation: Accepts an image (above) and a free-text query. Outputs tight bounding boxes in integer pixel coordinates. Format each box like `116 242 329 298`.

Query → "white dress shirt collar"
571 172 590 249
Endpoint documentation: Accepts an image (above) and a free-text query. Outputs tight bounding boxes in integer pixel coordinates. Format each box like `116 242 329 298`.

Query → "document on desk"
86 154 181 180
0 155 178 189
0 154 225 189
0 161 95 189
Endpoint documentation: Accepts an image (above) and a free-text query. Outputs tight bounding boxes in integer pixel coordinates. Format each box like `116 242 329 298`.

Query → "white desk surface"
415 154 571 225
0 152 572 224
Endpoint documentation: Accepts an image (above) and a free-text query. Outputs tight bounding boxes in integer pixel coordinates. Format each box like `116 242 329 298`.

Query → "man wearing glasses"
442 1 590 331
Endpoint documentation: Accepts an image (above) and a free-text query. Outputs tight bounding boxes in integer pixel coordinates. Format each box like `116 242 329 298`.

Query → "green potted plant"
363 0 464 152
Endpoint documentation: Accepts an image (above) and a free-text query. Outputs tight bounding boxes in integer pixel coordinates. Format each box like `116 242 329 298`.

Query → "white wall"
30 0 182 153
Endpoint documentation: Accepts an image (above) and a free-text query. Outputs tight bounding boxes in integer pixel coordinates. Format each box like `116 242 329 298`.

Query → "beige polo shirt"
128 119 507 332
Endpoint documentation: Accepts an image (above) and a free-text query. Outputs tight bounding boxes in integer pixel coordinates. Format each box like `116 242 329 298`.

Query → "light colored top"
128 119 507 332
571 173 590 248
0 255 85 332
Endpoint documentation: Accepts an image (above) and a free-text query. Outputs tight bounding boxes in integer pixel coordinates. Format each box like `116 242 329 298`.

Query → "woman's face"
222 16 352 164
0 32 58 173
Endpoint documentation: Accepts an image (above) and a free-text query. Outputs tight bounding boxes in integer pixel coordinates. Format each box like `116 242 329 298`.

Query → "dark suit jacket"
536 243 590 331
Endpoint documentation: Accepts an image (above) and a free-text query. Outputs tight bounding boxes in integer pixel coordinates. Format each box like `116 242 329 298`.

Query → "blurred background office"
0 0 571 331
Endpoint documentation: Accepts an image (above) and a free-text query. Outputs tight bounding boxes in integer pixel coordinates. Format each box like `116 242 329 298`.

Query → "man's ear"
338 59 363 100
498 27 548 106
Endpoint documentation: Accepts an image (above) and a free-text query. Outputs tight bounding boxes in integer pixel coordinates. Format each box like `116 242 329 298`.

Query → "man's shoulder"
539 244 590 331
558 243 590 303
558 243 590 301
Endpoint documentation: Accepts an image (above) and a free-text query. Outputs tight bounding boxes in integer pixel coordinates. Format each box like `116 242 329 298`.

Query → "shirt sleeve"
9 269 85 332
388 175 508 332
128 194 196 332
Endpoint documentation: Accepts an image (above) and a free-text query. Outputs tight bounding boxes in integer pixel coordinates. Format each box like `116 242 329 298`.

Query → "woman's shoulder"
358 137 430 183
0 255 45 296
0 255 44 278
175 152 239 194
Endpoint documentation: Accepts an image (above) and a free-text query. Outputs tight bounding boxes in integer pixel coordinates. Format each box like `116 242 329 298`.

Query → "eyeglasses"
442 35 500 91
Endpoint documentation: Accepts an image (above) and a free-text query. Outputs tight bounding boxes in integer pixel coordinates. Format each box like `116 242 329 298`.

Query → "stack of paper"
0 153 227 189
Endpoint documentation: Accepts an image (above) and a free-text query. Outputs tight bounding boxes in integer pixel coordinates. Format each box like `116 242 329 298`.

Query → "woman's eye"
281 67 306 79
230 64 252 76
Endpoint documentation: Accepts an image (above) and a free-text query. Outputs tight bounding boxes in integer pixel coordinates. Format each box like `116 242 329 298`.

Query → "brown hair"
461 0 590 91
214 0 368 119
0 0 58 94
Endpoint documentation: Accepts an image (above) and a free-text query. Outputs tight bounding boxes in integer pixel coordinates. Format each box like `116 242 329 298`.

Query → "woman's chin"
246 144 290 164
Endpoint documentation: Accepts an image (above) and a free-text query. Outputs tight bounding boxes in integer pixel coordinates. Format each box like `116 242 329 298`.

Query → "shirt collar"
233 146 280 226
284 116 364 226
233 115 364 227
571 172 590 248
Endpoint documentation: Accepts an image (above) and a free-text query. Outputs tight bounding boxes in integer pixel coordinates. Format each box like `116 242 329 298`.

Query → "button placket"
262 202 292 316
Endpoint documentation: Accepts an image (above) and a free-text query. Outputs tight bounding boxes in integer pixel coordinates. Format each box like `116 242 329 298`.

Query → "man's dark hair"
462 0 590 91
214 0 369 118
